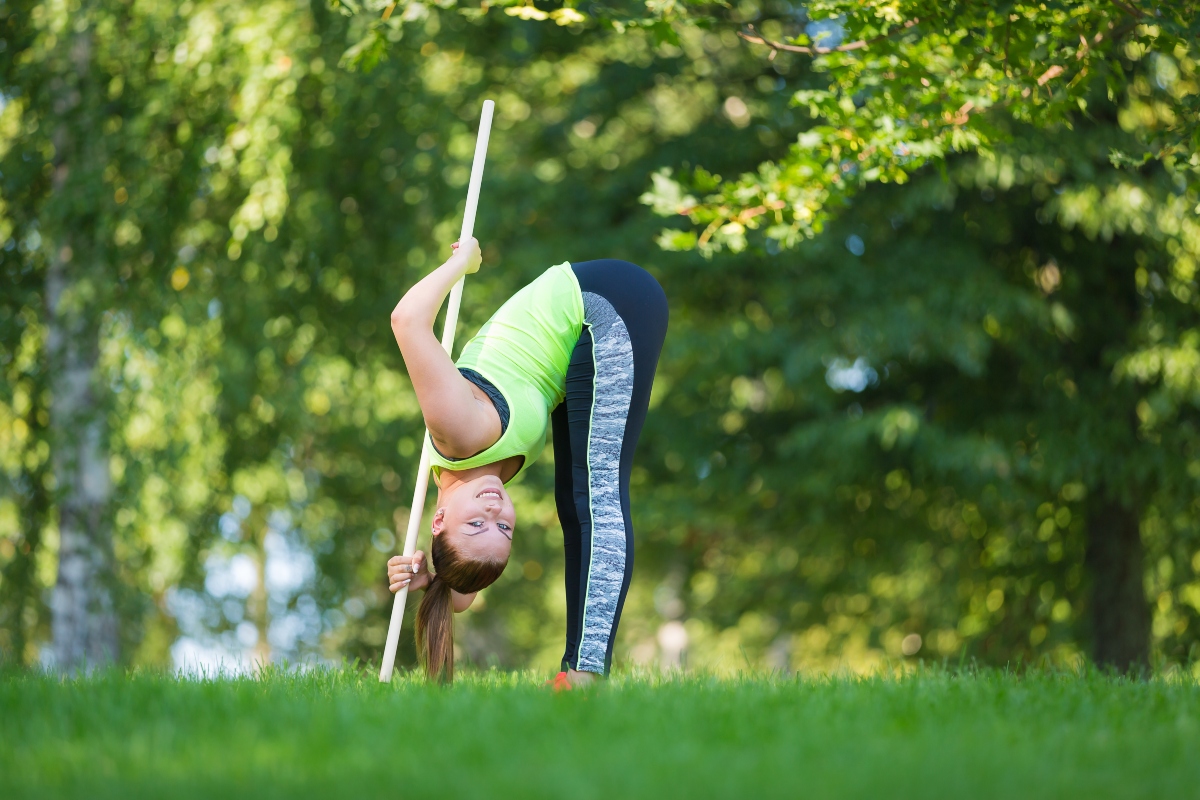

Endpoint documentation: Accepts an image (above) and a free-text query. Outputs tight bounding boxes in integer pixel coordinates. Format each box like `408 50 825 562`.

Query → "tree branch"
1108 0 1145 19
738 19 920 56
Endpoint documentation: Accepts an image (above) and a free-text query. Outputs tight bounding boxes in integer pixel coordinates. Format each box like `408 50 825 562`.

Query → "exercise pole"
380 99 494 683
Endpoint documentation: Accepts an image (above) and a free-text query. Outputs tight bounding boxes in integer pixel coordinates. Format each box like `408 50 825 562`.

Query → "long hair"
414 533 507 683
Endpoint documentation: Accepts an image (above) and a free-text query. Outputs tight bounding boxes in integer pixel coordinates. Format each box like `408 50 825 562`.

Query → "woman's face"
432 474 515 563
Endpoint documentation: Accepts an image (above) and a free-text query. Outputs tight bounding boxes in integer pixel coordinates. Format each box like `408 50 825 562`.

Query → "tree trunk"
45 254 118 669
1084 491 1149 673
252 539 271 667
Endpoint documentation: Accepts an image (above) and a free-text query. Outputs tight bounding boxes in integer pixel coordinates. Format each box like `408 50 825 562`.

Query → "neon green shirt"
428 262 584 483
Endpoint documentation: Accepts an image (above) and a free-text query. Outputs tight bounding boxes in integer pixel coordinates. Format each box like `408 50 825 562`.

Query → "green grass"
2 666 1198 799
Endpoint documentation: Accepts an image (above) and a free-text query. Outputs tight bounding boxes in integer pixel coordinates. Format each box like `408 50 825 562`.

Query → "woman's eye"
471 521 483 528
498 523 510 531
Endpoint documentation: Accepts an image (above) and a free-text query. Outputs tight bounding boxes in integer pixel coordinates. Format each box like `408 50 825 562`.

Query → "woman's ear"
431 508 446 535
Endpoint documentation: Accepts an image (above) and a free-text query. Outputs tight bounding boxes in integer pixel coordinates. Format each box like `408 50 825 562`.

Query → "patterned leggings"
552 260 668 674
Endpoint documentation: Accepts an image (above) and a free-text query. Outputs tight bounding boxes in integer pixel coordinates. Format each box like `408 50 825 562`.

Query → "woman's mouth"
476 489 503 500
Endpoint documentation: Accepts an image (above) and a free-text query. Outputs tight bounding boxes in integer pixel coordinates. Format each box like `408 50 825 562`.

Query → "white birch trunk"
39 27 118 671
44 254 118 669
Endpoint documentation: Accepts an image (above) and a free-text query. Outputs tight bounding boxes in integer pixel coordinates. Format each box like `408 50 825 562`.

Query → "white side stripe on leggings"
576 292 635 672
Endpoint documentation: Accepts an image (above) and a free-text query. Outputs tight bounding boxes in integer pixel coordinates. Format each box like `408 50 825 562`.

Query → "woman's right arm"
390 239 493 455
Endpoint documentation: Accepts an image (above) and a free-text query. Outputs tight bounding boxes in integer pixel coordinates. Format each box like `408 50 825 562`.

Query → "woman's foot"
566 669 597 688
546 669 599 691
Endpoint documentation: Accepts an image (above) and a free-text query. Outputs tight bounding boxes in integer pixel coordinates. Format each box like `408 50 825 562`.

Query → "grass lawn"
1 666 1197 799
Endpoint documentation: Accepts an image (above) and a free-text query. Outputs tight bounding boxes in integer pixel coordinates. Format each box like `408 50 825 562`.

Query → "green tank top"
428 262 584 484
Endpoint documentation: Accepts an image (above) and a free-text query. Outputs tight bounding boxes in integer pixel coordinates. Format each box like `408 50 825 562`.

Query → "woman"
386 238 668 686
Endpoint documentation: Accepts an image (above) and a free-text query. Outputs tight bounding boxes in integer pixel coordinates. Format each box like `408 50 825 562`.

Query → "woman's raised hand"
449 238 482 275
387 550 431 594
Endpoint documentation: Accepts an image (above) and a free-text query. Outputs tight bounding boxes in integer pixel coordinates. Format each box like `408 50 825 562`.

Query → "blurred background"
2 1 1198 676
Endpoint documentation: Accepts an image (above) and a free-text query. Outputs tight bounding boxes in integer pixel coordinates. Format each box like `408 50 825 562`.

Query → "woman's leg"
551 402 585 664
558 259 668 674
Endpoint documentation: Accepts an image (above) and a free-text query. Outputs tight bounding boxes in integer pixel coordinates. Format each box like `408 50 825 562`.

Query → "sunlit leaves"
649 3 1200 254
344 1 1194 257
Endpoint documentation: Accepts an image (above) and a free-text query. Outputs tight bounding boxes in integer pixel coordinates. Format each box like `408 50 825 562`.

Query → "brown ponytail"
414 533 507 683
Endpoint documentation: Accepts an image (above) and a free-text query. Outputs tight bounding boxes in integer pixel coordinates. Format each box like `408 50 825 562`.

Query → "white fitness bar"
379 99 495 683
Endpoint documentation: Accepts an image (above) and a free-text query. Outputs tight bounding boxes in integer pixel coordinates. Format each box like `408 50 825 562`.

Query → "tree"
0 0 309 668
649 0 1200 672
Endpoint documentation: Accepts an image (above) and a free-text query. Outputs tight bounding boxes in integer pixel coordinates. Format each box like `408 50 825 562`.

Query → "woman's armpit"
423 376 499 455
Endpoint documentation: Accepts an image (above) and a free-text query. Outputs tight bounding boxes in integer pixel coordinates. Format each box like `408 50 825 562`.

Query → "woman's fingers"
387 553 423 569
386 550 427 592
387 566 414 583
447 238 481 273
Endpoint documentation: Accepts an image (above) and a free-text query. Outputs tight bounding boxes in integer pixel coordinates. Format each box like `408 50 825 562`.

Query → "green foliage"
646 156 1200 669
333 2 1200 253
667 1 1200 254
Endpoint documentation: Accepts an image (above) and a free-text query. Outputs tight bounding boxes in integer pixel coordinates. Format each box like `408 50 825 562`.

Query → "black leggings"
552 260 668 674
